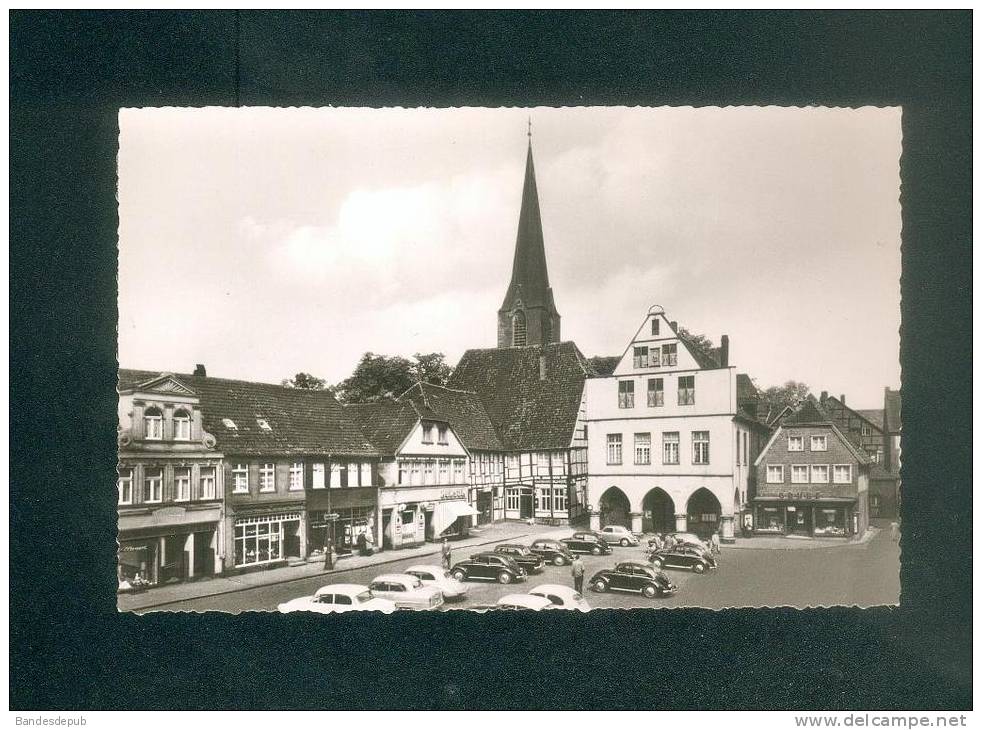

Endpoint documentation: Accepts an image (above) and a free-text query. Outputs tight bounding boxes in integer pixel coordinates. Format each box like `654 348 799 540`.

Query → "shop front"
753 497 856 538
231 511 304 569
118 504 222 585
306 486 378 557
381 486 478 549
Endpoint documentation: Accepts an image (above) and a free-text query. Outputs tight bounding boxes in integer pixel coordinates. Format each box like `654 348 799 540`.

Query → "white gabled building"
583 305 769 542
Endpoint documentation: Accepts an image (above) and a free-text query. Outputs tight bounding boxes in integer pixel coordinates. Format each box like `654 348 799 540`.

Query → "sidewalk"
724 526 880 550
118 521 573 612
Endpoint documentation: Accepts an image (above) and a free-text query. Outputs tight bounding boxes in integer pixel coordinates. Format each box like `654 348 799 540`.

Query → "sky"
118 106 902 410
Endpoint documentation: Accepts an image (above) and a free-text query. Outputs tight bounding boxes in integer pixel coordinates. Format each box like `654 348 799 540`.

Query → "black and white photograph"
116 106 903 614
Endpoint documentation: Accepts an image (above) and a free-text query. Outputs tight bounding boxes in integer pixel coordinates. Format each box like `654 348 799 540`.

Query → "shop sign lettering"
441 489 467 501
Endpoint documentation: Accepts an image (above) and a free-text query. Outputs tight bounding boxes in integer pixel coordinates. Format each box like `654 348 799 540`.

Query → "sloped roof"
855 409 885 430
736 374 759 405
783 397 830 425
676 329 721 369
884 388 902 432
448 341 590 451
399 382 503 451
118 368 379 457
587 356 619 377
345 401 419 455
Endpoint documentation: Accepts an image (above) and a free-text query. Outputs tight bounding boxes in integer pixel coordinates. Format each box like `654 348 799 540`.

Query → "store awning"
431 501 480 537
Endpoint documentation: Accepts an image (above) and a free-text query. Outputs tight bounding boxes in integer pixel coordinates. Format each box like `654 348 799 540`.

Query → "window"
437 425 449 445
360 462 371 486
662 343 678 366
648 378 664 407
554 488 568 512
289 462 304 491
232 463 249 493
144 468 162 503
506 488 520 511
618 380 635 408
175 466 191 502
662 432 680 465
438 459 450 484
421 422 434 444
788 435 803 452
410 460 422 486
423 459 435 485
453 459 466 483
512 311 527 347
173 410 191 440
259 463 275 492
810 465 830 484
256 417 272 431
791 465 809 484
692 431 710 465
398 461 408 486
144 408 162 440
861 424 872 436
312 463 326 489
633 346 649 368
606 434 623 465
743 432 749 465
766 465 784 483
651 318 660 336
678 375 695 406
634 433 651 465
833 465 852 484
810 435 828 452
117 468 133 505
200 466 216 499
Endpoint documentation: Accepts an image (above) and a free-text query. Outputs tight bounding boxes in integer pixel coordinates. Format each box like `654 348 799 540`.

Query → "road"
147 527 899 613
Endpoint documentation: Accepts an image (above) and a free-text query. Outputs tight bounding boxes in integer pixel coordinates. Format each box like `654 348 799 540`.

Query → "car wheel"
592 579 608 593
693 563 706 574
497 571 513 584
620 538 630 547
553 555 566 566
451 569 467 581
642 584 658 599
591 545 601 555
651 558 663 568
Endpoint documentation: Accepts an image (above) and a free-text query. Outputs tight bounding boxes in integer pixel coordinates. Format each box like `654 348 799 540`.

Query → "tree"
758 380 812 412
281 372 327 389
331 352 453 404
677 327 716 362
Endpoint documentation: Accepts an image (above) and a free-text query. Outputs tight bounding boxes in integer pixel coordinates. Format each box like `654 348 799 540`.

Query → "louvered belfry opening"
512 311 527 347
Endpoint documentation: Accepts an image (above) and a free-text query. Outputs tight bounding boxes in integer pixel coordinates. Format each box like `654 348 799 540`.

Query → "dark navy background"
9 10 972 709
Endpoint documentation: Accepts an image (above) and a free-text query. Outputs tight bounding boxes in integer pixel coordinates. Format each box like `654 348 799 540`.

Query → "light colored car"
496 593 554 611
669 532 706 548
404 564 469 602
369 573 445 611
527 583 592 611
277 583 397 614
599 524 641 546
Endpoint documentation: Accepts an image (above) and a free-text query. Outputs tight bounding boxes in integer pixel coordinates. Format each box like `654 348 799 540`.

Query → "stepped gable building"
582 305 770 542
118 367 381 577
753 396 871 537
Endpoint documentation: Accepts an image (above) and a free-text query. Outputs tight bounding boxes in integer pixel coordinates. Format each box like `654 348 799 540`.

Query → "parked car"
649 545 717 574
494 544 545 573
528 538 576 566
451 552 527 584
368 574 445 610
496 594 554 611
404 564 469 602
598 524 641 547
277 583 398 614
561 532 613 556
527 584 592 611
667 532 707 548
589 562 677 598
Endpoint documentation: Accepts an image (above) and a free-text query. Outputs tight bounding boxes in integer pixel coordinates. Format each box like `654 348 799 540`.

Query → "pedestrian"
710 530 721 556
890 521 900 542
441 538 452 570
322 538 334 571
571 554 585 594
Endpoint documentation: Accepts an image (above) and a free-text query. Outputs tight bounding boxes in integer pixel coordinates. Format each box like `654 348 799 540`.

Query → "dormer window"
173 410 191 441
257 418 272 431
421 422 435 444
222 418 237 430
437 425 449 445
144 408 163 440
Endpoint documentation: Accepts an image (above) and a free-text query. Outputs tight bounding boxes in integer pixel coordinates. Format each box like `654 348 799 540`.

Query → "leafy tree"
331 352 453 404
281 372 327 389
677 327 716 362
758 380 812 412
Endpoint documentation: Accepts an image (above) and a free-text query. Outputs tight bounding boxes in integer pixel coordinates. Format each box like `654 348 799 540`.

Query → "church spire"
497 131 561 348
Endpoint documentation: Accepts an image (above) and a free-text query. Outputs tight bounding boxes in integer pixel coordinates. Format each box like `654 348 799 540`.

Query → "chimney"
670 320 678 332
193 364 207 377
719 335 729 367
820 391 828 402
840 394 846 405
539 355 547 381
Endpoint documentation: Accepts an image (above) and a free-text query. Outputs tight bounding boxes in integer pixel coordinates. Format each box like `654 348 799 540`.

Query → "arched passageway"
686 488 722 540
598 487 631 528
642 488 675 534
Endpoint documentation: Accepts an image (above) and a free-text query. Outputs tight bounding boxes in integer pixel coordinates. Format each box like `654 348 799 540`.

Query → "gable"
130 374 196 397
611 310 713 376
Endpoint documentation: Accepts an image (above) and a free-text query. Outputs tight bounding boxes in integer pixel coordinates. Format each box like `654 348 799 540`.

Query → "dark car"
494 544 545 573
649 545 717 574
589 561 677 598
528 538 576 566
561 532 613 556
451 552 527 584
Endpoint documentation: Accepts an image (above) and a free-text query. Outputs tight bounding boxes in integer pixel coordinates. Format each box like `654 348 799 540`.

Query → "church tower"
497 131 562 348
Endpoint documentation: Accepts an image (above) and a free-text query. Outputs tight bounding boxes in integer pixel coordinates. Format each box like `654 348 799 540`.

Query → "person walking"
441 538 452 570
571 554 585 594
710 530 721 556
890 520 900 542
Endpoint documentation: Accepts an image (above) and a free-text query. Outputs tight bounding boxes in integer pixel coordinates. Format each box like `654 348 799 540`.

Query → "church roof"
448 341 591 451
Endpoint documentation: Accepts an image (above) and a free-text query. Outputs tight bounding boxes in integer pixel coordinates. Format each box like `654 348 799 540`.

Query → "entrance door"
477 491 492 525
787 506 813 536
162 534 188 583
193 531 214 577
519 490 534 519
283 520 301 558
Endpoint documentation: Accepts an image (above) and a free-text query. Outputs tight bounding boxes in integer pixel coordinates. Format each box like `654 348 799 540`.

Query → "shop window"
175 467 191 502
618 380 635 408
833 465 852 484
692 431 710 465
312 463 326 489
648 378 664 407
662 432 680 465
173 410 191 441
788 435 803 452
200 466 216 499
144 468 163 503
633 346 649 368
814 508 846 536
437 426 449 445
810 435 828 452
634 433 651 465
232 463 249 493
662 343 678 366
757 507 784 533
117 468 133 505
606 434 623 465
259 463 275 492
766 465 784 483
791 465 809 484
678 376 695 406
144 408 163 440
234 517 290 566
289 462 304 491
810 465 830 484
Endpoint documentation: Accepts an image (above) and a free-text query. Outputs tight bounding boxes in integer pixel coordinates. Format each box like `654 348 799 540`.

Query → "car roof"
314 583 369 596
405 565 445 574
371 574 418 585
528 584 578 597
471 551 500 558
617 561 654 571
496 543 527 549
497 594 553 609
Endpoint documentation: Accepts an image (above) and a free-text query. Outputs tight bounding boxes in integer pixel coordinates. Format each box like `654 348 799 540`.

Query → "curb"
124 531 541 612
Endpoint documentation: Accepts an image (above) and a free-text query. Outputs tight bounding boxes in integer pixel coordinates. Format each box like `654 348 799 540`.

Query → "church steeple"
497 133 561 348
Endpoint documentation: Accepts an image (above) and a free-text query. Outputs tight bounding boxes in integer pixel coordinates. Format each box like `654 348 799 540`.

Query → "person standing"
571 554 585 594
710 530 721 556
441 538 452 570
890 521 900 542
